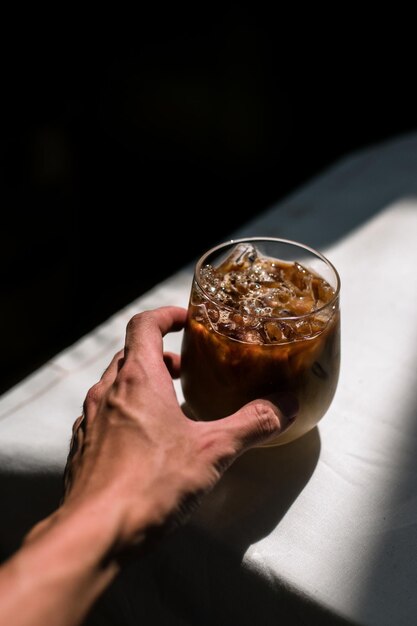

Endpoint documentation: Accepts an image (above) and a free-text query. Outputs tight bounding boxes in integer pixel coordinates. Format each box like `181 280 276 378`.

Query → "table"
2 132 417 625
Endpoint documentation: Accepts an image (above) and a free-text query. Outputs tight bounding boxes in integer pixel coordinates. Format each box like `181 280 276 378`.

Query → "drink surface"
198 243 335 344
181 243 340 445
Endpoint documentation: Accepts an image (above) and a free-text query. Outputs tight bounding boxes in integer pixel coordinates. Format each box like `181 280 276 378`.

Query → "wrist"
1 499 126 626
20 499 121 579
26 496 134 560
41 488 155 559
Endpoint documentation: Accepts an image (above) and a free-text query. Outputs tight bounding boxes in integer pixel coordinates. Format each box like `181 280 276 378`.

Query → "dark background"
1 12 416 393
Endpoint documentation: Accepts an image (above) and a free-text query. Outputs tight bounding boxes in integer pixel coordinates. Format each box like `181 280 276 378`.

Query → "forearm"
0 500 130 626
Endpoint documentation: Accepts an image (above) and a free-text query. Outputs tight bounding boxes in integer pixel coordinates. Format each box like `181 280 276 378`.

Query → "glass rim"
194 236 341 321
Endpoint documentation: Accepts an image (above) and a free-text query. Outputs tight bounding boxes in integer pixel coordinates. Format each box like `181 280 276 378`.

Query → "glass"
180 237 341 446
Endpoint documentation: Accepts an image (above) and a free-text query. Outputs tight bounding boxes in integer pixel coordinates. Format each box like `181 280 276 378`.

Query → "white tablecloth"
2 133 417 625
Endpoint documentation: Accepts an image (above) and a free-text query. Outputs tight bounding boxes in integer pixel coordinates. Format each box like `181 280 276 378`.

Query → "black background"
1 10 416 393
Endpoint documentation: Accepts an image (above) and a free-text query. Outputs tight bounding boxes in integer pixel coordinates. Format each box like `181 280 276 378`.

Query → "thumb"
220 395 298 452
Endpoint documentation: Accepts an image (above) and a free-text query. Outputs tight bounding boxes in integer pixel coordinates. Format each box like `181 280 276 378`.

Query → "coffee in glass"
181 237 340 445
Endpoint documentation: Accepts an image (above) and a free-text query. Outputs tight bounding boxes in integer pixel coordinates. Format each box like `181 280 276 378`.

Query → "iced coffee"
180 238 340 445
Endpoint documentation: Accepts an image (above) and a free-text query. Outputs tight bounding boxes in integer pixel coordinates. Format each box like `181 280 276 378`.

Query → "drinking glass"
180 237 340 445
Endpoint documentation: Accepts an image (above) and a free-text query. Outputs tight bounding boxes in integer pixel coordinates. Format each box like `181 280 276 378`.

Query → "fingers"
163 352 181 379
124 307 187 364
81 350 123 413
216 394 298 452
64 415 86 499
100 349 125 387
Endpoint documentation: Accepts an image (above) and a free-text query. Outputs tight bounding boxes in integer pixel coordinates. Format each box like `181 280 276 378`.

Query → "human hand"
62 306 297 555
0 306 297 626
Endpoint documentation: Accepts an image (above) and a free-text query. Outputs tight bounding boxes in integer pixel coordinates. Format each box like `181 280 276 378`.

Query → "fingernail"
272 393 299 422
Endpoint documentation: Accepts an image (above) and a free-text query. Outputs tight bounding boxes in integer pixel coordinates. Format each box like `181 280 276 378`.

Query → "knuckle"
251 402 280 438
118 359 148 385
127 311 154 333
104 388 128 415
127 313 141 331
112 349 125 364
84 383 103 407
72 415 84 434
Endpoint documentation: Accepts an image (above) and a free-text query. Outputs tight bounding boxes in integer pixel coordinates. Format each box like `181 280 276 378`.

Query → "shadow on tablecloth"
0 470 62 561
84 428 347 626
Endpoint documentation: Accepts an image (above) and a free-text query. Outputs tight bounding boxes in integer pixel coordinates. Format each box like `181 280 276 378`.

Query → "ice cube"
264 322 284 343
216 243 258 273
258 289 280 308
294 319 312 338
200 265 220 295
290 296 315 316
283 262 312 295
218 310 231 324
248 263 274 284
318 282 334 303
217 321 237 336
241 329 262 343
310 313 329 335
312 277 334 304
207 307 219 323
214 290 233 306
231 326 261 343
280 322 296 340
